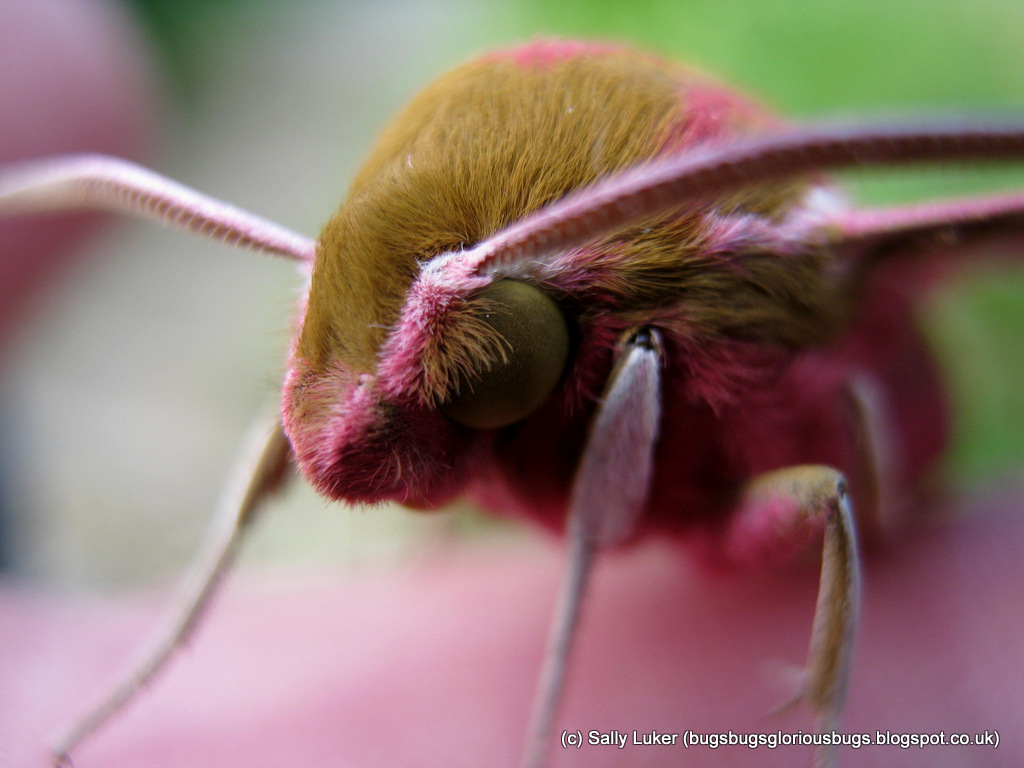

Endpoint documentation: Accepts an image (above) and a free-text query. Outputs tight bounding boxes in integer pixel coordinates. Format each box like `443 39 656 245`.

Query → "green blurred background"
7 0 1024 588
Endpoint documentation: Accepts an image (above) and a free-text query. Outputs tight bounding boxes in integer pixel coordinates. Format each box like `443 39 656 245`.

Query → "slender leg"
725 465 862 768
844 374 894 544
52 409 292 765
519 328 663 768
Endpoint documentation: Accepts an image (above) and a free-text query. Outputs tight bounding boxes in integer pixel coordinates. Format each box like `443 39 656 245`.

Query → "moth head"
282 233 574 506
278 41 779 507
277 40 811 508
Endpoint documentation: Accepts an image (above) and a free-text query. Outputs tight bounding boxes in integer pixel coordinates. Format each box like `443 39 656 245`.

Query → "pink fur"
282 361 481 508
722 494 827 567
660 83 774 153
484 39 630 69
375 251 489 402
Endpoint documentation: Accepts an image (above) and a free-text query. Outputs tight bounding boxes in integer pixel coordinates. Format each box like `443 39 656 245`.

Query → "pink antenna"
0 154 316 262
468 123 1024 275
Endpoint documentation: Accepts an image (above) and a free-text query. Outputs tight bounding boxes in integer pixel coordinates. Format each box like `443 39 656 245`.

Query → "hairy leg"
725 465 861 768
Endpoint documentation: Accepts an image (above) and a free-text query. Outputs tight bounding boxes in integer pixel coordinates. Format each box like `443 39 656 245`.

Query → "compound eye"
440 280 570 429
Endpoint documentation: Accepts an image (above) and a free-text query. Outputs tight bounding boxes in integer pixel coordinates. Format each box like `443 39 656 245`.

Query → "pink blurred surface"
2 488 1021 767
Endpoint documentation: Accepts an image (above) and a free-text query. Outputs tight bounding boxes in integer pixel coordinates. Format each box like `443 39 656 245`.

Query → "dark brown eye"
441 280 570 429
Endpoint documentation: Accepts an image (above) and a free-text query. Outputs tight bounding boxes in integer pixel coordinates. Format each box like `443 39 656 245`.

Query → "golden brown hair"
298 43 820 378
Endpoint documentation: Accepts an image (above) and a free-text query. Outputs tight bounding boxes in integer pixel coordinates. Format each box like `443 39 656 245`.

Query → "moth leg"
51 409 292 764
726 466 861 768
844 374 893 543
519 328 663 768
